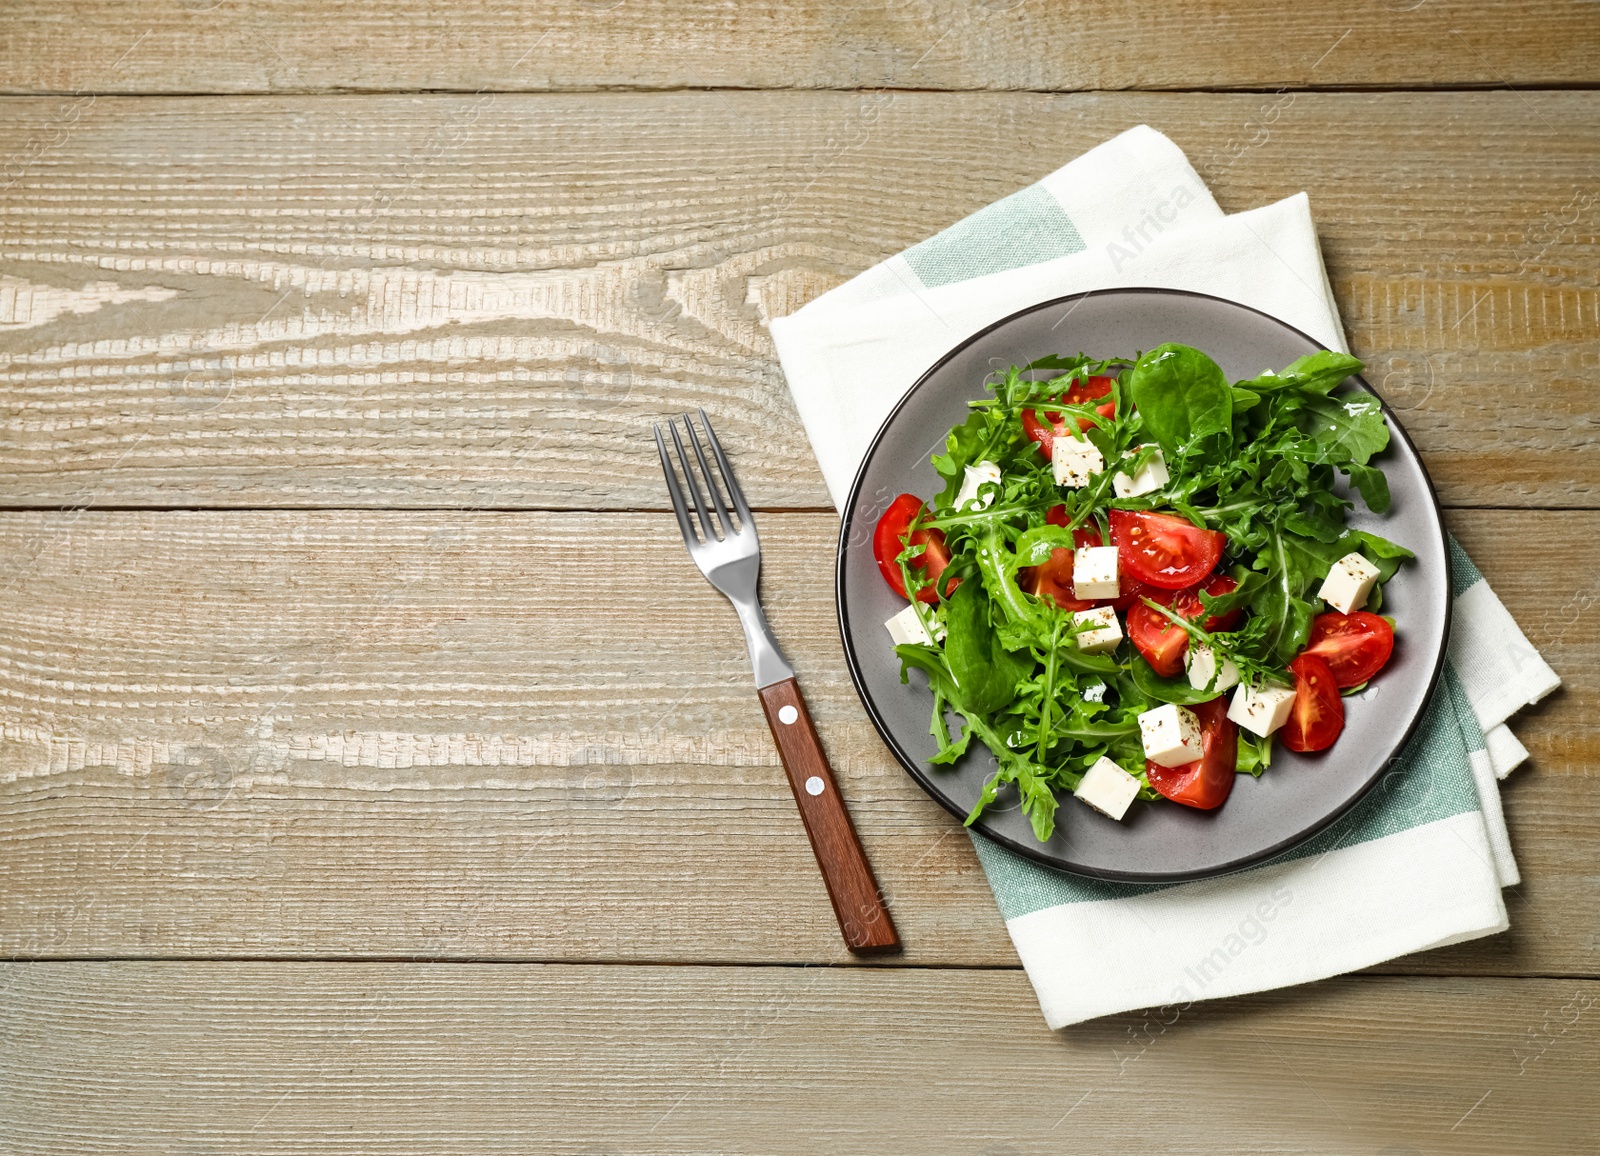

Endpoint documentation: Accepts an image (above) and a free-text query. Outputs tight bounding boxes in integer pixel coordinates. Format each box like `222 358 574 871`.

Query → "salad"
873 343 1412 840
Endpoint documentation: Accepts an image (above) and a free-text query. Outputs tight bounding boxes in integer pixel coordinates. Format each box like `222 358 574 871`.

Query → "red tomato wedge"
1109 509 1226 590
1302 611 1395 688
1124 572 1239 675
1126 595 1186 677
1111 578 1163 614
872 494 955 605
1146 697 1237 810
1025 506 1101 610
1095 525 1160 609
1045 513 1166 615
1019 548 1096 612
1171 573 1242 632
1021 375 1117 460
1044 505 1103 547
1282 653 1345 753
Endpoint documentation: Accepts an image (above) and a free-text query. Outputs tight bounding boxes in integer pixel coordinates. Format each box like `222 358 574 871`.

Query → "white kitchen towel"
767 126 1560 1028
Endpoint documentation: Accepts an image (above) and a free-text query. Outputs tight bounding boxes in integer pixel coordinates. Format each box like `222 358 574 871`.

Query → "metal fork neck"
731 598 794 689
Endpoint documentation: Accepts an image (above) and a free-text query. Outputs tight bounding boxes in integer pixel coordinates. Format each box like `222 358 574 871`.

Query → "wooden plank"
5 1 1599 94
0 91 1595 510
0 507 1587 973
2 963 1596 1152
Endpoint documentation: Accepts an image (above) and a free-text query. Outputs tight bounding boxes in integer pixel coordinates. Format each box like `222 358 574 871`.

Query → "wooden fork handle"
758 678 901 955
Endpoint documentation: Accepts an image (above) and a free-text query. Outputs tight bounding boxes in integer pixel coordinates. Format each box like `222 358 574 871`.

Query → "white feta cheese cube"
1051 434 1104 488
1138 703 1205 768
1227 681 1296 737
1072 545 1120 600
954 460 1003 511
1072 606 1122 654
1185 644 1240 693
1073 755 1142 821
884 603 944 647
1112 446 1170 498
1317 551 1381 614
1081 680 1107 703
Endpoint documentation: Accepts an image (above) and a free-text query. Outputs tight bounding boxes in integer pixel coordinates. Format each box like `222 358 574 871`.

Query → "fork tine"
697 408 753 529
655 424 700 546
667 417 715 541
683 412 733 538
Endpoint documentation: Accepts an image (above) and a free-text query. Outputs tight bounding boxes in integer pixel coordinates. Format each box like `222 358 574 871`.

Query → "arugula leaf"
1236 732 1273 776
963 758 1062 842
929 716 974 766
1343 462 1391 513
1019 353 1093 377
1127 656 1223 706
1341 529 1414 581
897 649 979 768
1283 501 1347 544
1196 567 1267 618
896 645 959 701
1125 343 1233 460
974 524 1042 632
930 410 990 506
1020 771 1060 841
1236 350 1363 395
1254 528 1341 661
1011 524 1079 568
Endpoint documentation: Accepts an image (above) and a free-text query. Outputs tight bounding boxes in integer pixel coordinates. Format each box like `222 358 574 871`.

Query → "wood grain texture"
3 2 1594 1140
2 962 1597 1153
0 507 1587 973
0 91 1595 510
6 1 1600 95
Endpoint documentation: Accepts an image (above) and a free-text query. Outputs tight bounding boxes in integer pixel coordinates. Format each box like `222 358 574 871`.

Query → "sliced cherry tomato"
1045 507 1107 550
1111 577 1162 614
1302 611 1395 688
1023 509 1101 610
872 494 954 605
1109 509 1226 590
1124 571 1239 673
1126 598 1187 676
1171 573 1242 632
1146 697 1237 810
1093 517 1161 609
1282 653 1345 753
1019 547 1096 612
1021 375 1117 460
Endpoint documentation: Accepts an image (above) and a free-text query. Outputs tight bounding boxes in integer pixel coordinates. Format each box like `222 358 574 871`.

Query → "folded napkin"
768 127 1560 1028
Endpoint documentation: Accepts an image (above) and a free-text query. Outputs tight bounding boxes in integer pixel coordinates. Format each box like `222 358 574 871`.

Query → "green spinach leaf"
1125 343 1233 460
1300 393 1390 465
941 578 1032 715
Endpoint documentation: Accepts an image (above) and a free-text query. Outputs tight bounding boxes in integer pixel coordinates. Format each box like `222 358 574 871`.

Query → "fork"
655 410 901 956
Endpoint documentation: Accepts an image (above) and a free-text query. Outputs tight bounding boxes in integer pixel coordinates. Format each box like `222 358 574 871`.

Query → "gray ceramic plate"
836 288 1450 883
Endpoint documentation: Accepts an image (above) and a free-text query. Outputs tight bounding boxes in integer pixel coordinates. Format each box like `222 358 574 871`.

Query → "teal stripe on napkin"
1447 535 1484 598
903 185 1086 288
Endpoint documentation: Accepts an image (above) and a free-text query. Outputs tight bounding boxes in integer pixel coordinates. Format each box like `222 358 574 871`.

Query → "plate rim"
834 286 1452 883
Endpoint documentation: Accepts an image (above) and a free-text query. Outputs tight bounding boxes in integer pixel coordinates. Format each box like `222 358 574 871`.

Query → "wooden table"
2 4 1596 1151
